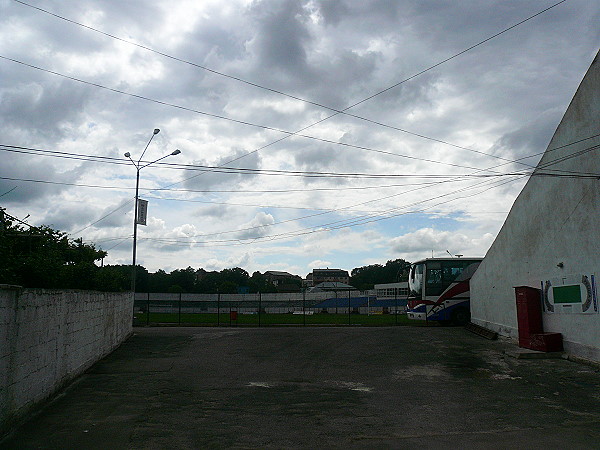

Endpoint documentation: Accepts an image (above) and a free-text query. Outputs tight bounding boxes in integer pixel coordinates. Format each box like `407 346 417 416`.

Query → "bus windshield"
409 263 424 298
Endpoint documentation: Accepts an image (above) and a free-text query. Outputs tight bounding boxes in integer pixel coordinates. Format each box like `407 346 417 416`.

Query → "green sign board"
552 285 582 304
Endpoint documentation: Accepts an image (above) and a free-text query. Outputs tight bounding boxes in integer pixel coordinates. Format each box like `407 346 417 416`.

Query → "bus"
406 257 482 325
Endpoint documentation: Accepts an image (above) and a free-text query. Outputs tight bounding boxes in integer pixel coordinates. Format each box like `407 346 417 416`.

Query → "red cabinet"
514 286 562 352
515 286 543 346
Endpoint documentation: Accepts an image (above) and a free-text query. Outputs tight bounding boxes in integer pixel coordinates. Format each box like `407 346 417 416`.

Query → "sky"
0 0 598 277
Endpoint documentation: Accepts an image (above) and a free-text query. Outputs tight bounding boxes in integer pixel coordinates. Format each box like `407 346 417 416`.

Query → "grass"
133 312 424 327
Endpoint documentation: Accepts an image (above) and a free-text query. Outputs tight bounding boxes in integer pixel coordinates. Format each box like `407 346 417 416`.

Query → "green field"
134 312 425 327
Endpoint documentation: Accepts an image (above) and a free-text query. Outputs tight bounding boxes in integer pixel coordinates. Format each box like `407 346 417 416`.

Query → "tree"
148 269 171 293
195 270 221 293
221 267 250 286
218 280 238 294
0 211 106 289
350 259 411 290
169 267 196 293
92 265 130 292
248 271 277 293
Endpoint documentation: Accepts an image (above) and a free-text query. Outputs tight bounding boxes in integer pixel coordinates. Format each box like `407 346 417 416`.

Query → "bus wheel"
451 307 470 326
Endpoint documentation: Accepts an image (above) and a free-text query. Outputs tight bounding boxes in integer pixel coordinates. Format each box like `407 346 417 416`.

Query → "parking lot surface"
3 326 600 449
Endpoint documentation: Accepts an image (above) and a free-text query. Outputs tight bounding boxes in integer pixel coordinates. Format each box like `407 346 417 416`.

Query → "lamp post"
125 128 181 293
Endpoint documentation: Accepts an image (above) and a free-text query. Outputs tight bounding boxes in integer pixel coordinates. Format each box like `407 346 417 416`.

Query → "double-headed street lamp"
125 128 181 293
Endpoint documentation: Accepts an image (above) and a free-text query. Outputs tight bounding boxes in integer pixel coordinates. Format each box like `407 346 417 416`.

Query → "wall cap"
0 284 23 290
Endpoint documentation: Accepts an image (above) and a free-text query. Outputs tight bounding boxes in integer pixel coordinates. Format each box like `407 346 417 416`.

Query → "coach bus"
406 257 483 325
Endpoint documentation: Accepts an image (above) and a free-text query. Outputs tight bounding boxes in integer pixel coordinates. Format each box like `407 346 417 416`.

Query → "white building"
470 51 600 362
374 282 409 299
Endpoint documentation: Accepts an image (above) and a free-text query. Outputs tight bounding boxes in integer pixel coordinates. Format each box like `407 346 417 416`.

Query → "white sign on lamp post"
136 199 148 226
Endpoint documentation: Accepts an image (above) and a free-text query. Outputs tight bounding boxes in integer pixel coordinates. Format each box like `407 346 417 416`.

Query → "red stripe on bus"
436 280 469 305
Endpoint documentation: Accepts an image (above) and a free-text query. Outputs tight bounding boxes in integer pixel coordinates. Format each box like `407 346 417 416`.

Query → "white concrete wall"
470 52 600 361
0 287 133 433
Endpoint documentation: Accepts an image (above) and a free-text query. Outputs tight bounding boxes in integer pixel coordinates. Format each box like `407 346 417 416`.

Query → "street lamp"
125 129 181 293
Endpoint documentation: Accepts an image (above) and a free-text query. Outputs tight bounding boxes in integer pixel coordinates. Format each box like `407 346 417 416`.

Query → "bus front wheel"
451 307 471 326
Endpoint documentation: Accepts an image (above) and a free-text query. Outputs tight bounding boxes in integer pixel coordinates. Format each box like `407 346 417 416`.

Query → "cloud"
1 0 596 276
390 227 494 261
181 148 262 190
0 154 83 205
234 211 275 240
193 203 232 219
145 221 197 249
0 80 91 138
248 0 313 78
488 109 565 161
308 259 332 269
204 252 251 271
41 203 97 231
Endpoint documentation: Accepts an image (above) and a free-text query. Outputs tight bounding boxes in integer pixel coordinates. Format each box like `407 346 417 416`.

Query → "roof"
309 281 354 292
374 282 408 289
312 268 349 274
411 257 483 265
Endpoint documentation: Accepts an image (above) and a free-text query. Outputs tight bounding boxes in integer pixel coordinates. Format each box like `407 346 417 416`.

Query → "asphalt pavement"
2 326 600 449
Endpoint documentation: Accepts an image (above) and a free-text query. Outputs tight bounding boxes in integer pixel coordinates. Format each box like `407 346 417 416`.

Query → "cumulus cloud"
0 0 596 274
390 227 494 261
193 203 232 219
182 148 262 190
0 155 83 205
204 252 251 271
234 211 275 240
308 259 332 269
247 0 314 80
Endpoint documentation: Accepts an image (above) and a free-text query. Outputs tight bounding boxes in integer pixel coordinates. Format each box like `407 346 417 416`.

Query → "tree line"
1 210 410 293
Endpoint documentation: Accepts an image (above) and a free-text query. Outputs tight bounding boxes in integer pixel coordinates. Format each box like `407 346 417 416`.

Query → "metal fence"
133 292 409 326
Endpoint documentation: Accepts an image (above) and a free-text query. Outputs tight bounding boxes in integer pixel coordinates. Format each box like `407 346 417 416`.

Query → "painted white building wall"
470 52 600 362
0 287 133 433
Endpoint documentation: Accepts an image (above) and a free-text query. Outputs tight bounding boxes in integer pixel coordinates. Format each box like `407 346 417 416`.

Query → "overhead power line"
153 0 568 190
2 0 570 179
97 175 517 246
0 175 456 194
104 138 600 246
7 0 570 235
0 143 515 177
3 135 599 190
3 136 598 241
11 0 566 168
132 175 527 247
0 59 510 175
93 147 598 249
5 140 599 179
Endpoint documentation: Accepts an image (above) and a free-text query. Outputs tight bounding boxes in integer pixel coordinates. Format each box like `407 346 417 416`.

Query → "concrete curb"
504 349 564 360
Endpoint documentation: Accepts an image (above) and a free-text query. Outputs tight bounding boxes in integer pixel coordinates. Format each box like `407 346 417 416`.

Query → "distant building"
276 283 302 293
264 271 295 286
195 268 208 282
307 268 350 287
264 271 302 292
374 282 409 299
308 281 354 293
304 272 313 287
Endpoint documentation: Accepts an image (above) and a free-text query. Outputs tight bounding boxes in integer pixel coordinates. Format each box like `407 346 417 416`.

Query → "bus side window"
442 267 461 283
426 261 444 296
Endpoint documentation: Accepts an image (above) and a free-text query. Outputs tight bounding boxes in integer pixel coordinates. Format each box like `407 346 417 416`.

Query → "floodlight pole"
125 129 181 294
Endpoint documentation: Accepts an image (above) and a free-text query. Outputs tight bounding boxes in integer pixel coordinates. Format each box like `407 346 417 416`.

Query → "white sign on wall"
542 273 598 314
